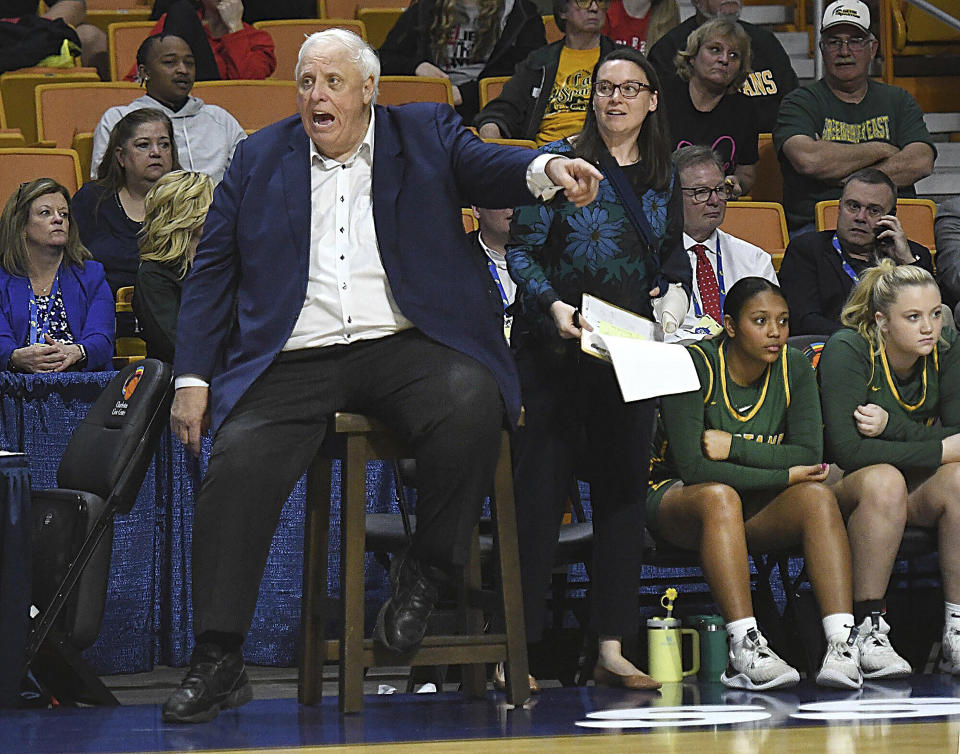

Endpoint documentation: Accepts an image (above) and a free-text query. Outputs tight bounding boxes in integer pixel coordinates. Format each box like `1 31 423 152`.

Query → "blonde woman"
378 0 546 122
133 170 213 363
819 260 960 680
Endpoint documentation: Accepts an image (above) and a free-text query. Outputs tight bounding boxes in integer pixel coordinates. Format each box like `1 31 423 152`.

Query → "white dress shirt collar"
310 107 376 170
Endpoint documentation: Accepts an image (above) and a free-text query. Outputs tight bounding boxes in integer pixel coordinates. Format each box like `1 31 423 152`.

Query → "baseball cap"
821 0 871 34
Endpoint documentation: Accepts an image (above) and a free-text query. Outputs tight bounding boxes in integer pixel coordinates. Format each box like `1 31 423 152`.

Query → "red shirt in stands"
125 12 275 80
602 0 650 53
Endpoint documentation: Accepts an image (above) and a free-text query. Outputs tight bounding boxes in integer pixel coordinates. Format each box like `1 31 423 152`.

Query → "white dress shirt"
670 228 779 339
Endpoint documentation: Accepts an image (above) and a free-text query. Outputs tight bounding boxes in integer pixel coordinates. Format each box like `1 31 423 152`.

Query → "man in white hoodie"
91 34 246 184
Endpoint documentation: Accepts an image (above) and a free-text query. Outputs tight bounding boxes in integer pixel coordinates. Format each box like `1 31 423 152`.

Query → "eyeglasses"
821 35 873 53
572 0 610 8
594 80 655 98
681 184 733 204
841 198 886 218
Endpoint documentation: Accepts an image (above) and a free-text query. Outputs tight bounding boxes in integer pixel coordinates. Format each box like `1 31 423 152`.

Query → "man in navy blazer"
163 28 601 722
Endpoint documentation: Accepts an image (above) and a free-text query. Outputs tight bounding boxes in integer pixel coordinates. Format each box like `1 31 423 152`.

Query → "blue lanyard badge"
692 236 726 318
487 259 509 310
28 273 60 345
832 233 860 284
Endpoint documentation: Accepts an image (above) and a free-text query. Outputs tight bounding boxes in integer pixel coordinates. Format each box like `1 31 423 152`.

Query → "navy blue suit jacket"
175 103 537 431
0 260 114 371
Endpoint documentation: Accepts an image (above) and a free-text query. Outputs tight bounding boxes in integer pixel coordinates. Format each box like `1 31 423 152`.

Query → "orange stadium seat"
720 201 789 271
192 81 298 130
746 133 782 204
0 68 100 144
0 149 83 202
356 8 403 48
377 75 454 106
253 20 367 80
319 0 409 19
35 82 139 150
542 15 563 44
479 76 510 110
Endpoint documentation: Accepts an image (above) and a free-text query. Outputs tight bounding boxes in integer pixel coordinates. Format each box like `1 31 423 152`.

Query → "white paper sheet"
601 335 701 402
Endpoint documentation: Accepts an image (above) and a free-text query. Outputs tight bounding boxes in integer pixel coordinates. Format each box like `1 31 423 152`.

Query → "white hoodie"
90 94 246 185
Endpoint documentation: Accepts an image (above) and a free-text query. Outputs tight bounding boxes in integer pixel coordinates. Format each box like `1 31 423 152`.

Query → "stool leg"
300 458 332 705
460 528 486 698
490 430 530 707
339 434 368 713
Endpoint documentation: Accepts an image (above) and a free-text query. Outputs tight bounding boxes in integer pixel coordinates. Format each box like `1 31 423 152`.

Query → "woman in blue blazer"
0 178 114 372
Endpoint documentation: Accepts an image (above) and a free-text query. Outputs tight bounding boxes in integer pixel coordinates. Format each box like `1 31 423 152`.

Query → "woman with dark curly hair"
378 0 546 122
507 46 690 689
0 178 113 372
661 18 758 198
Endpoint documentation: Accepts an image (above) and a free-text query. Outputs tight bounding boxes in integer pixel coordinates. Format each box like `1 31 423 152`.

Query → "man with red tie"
670 145 778 339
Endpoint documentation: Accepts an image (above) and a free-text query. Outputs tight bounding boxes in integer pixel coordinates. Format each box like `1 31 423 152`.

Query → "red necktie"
692 244 722 322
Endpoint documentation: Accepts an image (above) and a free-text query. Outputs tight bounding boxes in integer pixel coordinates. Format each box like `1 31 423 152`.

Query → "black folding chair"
24 359 174 706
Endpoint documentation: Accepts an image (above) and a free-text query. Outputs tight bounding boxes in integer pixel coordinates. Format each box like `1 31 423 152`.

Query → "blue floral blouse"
506 139 690 348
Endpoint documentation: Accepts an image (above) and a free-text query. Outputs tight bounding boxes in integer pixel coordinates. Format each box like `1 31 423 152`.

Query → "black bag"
0 15 81 74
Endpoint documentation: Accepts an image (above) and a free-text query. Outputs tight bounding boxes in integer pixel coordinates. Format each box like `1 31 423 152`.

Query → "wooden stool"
298 412 530 713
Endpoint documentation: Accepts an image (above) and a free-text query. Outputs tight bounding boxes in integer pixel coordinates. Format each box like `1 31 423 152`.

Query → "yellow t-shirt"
536 46 600 146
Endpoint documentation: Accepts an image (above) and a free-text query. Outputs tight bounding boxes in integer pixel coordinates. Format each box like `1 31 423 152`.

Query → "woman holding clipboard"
506 47 690 689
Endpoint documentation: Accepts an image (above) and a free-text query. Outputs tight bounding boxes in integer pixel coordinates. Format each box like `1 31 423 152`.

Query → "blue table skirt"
4 371 401 674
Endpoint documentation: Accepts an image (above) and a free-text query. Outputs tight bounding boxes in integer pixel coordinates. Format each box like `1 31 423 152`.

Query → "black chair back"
56 359 174 515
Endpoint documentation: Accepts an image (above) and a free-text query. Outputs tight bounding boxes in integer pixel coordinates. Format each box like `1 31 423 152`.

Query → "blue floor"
4 674 960 752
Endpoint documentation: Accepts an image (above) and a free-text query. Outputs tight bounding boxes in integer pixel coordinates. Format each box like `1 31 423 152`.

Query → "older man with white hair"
162 28 601 723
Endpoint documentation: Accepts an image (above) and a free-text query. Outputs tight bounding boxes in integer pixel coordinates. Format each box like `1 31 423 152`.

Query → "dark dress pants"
192 330 504 638
513 344 654 642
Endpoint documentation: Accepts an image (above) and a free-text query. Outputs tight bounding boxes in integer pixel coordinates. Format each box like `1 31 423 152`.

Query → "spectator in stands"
778 168 932 337
378 0 546 123
475 0 617 144
471 206 516 342
935 197 960 319
0 178 113 372
818 261 960 681
774 0 935 235
129 0 276 81
663 18 758 198
650 276 863 690
647 0 796 133
0 0 108 78
134 170 213 363
508 47 690 691
73 109 180 296
670 145 776 339
91 34 246 185
602 0 678 55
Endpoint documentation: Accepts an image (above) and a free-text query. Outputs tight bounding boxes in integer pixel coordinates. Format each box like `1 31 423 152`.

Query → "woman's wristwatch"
76 344 88 366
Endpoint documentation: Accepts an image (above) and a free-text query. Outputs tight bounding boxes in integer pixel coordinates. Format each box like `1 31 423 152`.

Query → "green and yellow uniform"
819 326 960 472
647 338 823 525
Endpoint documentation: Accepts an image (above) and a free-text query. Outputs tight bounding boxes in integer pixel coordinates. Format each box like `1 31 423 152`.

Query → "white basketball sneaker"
856 616 911 679
939 624 960 674
816 633 863 689
721 628 800 691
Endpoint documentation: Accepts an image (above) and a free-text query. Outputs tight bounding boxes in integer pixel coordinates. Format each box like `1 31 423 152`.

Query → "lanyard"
832 233 860 284
486 258 509 310
692 236 725 318
28 272 60 345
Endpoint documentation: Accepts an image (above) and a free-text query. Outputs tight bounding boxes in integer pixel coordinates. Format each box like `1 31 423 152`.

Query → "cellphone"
874 223 894 249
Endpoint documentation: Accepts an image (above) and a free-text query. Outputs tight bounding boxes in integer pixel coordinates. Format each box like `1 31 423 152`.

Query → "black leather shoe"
162 643 253 723
374 553 451 653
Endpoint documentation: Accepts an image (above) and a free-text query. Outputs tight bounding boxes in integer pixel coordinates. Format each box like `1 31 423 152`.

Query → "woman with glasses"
507 47 691 689
662 18 759 198
649 276 864 690
0 179 114 373
378 0 546 123
72 109 181 297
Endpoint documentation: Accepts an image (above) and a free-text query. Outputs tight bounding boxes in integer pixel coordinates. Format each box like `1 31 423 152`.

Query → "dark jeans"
513 345 654 642
191 330 504 638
